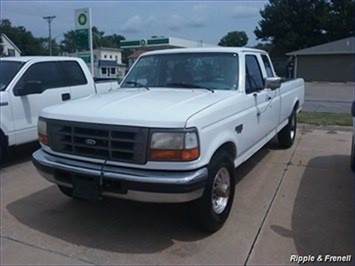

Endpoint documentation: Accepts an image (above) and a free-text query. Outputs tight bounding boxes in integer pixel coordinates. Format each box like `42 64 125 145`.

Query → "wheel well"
214 142 237 161
294 101 299 112
0 129 8 148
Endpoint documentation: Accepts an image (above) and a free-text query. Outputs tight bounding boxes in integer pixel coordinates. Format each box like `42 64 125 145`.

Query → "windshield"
0 61 24 91
122 52 239 91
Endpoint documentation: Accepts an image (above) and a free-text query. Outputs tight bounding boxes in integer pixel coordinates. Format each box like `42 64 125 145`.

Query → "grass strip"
298 112 352 126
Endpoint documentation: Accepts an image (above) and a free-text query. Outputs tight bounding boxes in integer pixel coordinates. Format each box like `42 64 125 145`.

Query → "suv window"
60 61 87 86
245 55 263 94
261 54 274 77
15 62 65 92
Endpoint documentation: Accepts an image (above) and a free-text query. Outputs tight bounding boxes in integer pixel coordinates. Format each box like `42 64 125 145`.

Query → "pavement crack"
243 131 304 266
1 235 95 265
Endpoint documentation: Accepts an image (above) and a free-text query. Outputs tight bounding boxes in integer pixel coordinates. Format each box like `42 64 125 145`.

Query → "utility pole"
43 16 56 55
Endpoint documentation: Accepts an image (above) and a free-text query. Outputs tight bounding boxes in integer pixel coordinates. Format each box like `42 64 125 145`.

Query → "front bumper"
32 149 207 203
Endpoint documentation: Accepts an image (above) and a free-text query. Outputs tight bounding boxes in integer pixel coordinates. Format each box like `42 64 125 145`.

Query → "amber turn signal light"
149 148 199 161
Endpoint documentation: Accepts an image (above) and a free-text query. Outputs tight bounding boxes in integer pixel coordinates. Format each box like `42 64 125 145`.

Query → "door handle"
62 93 71 101
265 96 272 101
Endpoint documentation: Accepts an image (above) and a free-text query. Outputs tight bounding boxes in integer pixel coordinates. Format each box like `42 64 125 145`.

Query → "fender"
199 129 238 168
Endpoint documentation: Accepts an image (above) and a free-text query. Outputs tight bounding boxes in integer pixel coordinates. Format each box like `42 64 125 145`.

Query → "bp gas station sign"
75 8 91 50
74 8 94 74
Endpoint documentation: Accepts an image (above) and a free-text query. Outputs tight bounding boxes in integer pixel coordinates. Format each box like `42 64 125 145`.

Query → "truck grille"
48 120 149 164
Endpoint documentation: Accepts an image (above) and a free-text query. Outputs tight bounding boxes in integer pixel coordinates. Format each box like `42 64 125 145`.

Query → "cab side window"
59 61 88 86
245 55 263 94
261 54 274 77
15 62 64 93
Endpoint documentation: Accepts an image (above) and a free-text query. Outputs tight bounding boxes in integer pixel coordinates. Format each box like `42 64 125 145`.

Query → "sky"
1 1 269 46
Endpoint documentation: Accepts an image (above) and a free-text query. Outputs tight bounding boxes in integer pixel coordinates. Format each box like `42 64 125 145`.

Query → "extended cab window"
261 54 274 77
245 55 263 94
60 61 88 86
15 62 64 92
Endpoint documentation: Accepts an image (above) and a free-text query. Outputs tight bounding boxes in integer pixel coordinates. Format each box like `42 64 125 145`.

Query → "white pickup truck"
32 48 304 231
0 57 118 160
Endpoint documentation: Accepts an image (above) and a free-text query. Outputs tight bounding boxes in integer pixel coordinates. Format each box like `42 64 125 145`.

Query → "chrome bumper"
32 149 207 203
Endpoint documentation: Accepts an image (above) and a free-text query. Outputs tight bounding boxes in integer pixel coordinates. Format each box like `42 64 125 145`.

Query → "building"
1 33 21 57
287 37 354 82
120 37 216 68
68 47 126 80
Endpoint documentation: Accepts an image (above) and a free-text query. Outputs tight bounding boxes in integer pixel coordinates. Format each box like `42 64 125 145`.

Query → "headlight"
38 118 48 145
149 130 199 161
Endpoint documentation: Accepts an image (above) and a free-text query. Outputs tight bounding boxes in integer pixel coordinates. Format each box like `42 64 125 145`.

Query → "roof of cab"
0 56 81 63
142 47 267 56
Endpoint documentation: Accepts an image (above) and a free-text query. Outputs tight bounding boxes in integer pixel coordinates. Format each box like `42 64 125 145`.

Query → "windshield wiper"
166 82 215 93
125 81 150 91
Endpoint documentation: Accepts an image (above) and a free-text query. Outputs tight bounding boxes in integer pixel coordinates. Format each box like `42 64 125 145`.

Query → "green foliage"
218 31 248 47
255 0 354 52
60 27 126 53
0 19 47 55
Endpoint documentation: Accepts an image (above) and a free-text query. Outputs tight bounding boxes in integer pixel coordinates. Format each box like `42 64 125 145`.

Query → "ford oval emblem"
84 138 96 146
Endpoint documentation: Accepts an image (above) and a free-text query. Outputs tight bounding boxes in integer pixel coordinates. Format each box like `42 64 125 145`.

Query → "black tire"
0 135 7 164
58 185 75 198
278 109 297 148
351 136 354 172
188 150 235 232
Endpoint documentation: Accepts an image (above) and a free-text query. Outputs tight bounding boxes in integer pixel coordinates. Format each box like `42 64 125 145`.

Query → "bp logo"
140 39 147 46
78 13 87 26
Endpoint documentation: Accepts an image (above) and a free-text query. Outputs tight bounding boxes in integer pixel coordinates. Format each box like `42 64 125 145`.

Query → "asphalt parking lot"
1 126 354 265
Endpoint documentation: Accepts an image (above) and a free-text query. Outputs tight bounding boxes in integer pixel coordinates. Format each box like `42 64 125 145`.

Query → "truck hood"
41 88 234 128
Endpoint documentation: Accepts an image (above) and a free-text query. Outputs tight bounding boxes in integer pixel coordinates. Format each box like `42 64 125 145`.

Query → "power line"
42 15 56 55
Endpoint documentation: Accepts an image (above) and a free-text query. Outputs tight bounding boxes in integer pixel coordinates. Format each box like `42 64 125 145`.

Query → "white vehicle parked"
32 48 304 231
0 57 118 160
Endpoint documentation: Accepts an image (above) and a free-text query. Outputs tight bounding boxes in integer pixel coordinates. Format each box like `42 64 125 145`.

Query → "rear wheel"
278 109 297 148
188 150 235 232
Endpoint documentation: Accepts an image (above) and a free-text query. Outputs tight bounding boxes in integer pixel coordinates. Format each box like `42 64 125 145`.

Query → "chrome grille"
48 120 149 164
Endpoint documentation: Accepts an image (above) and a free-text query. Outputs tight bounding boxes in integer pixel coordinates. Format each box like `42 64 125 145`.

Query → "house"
1 33 21 57
287 37 354 82
67 47 126 80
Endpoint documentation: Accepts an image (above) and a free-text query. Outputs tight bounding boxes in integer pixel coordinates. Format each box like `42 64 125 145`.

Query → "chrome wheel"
211 167 231 214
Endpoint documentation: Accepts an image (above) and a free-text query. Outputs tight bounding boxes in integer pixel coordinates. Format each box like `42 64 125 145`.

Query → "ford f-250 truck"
32 48 304 231
0 57 118 160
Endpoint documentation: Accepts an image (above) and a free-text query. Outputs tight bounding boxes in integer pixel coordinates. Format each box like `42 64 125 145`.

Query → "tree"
0 19 47 55
254 0 354 52
60 27 126 53
218 31 248 47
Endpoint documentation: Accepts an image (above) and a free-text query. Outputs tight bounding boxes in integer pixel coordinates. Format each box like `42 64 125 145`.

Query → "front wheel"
278 109 297 148
188 150 235 232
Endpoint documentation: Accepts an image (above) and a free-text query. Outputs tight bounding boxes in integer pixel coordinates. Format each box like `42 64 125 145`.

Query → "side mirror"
18 81 43 96
265 77 281 90
351 101 355 117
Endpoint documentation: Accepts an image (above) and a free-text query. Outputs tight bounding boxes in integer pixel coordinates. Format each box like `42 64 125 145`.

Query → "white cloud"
230 6 260 19
187 17 207 28
121 15 156 33
167 14 184 30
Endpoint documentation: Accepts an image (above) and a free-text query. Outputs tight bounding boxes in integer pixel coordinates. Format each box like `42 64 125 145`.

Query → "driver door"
10 61 71 145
